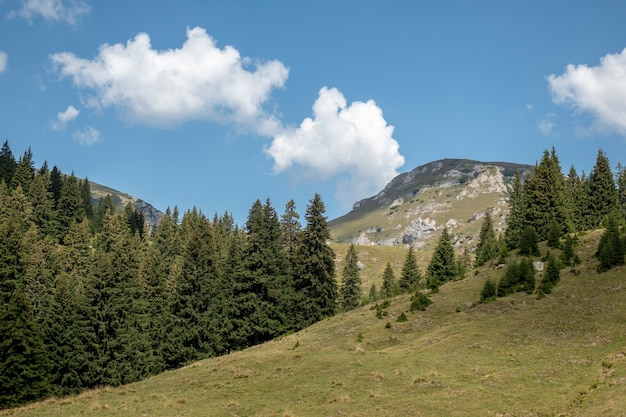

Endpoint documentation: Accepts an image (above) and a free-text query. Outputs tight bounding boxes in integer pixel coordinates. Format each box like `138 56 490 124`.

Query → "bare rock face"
330 159 533 250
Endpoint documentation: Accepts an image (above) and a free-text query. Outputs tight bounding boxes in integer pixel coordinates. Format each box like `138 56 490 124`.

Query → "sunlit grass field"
5 231 626 416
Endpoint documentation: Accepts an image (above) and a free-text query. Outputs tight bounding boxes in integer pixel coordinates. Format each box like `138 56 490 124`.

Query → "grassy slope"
5 231 626 417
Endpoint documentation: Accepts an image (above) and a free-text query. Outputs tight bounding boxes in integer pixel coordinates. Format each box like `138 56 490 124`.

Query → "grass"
5 231 626 416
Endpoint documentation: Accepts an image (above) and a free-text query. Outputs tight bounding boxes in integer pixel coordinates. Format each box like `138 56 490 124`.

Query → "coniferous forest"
1 141 626 409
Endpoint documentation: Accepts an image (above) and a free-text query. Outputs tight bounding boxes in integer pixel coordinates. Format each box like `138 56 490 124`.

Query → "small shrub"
356 333 363 343
410 292 433 312
397 312 408 322
480 278 497 303
385 322 392 329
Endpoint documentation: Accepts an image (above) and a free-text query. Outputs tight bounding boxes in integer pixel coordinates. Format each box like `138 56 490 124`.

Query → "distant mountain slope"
329 158 532 250
89 181 164 227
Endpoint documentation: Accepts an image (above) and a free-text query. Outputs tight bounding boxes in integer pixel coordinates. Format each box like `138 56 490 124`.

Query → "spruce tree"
523 148 569 240
426 227 457 289
584 150 620 229
294 194 337 327
57 172 85 237
0 140 16 186
475 211 499 266
399 246 421 293
381 262 397 298
504 171 526 249
0 287 51 408
11 148 35 194
48 166 62 208
340 244 362 311
596 213 625 272
235 199 293 346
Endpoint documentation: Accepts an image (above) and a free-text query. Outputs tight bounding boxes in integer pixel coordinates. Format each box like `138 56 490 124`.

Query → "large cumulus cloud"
548 48 626 136
50 27 289 134
265 87 405 208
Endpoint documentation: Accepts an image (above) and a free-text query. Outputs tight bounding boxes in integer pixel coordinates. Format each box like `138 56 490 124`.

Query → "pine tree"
48 166 62 208
518 226 540 256
381 262 397 298
505 171 526 249
80 178 94 222
596 213 625 272
475 211 499 266
584 150 620 229
340 244 362 311
0 140 16 186
57 172 85 238
427 227 457 289
617 162 626 217
169 211 222 365
85 212 153 386
11 148 35 194
523 148 569 240
294 194 337 327
0 287 51 408
235 199 293 346
547 219 562 249
398 246 421 293
280 199 301 261
564 165 585 232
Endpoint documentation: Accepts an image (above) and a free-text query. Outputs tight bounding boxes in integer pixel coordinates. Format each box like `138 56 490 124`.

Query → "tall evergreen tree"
504 171 526 249
522 148 569 240
398 246 421 293
234 199 293 346
11 148 35 194
0 140 16 186
475 211 499 266
0 287 51 408
169 211 224 365
80 178 94 222
617 162 626 217
596 213 625 272
294 194 337 327
426 227 457 290
57 172 85 237
381 262 397 298
564 165 586 232
340 244 362 311
584 149 620 229
48 166 62 208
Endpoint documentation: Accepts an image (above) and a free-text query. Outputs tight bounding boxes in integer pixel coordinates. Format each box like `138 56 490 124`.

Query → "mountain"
330 158 533 250
89 181 164 227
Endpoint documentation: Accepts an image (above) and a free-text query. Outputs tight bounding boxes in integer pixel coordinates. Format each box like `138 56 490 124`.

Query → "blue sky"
1 1 626 223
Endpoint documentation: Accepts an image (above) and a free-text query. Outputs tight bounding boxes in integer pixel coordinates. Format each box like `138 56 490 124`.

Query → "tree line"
0 142 338 409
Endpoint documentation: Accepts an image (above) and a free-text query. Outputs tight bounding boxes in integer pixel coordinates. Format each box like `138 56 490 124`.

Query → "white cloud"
265 87 405 209
73 126 100 146
548 48 626 136
9 0 91 26
50 27 289 133
51 104 79 130
0 51 7 73
537 113 556 136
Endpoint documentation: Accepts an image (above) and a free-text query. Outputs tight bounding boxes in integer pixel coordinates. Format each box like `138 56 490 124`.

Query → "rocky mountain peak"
330 159 532 250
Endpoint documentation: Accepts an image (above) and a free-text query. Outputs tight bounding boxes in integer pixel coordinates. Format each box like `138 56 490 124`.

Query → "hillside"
7 231 626 417
89 181 164 226
330 159 532 250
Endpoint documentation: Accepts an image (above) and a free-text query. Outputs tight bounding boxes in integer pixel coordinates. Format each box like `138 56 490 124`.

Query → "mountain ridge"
330 158 533 250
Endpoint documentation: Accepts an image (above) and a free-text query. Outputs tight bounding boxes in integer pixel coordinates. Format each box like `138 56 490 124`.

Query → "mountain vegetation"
1 140 626 415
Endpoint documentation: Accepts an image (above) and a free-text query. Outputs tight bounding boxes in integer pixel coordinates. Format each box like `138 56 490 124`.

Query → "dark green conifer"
584 150 620 229
399 246 421 293
0 140 16 186
340 244 362 311
426 227 457 289
381 262 397 298
475 211 499 266
294 194 337 327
